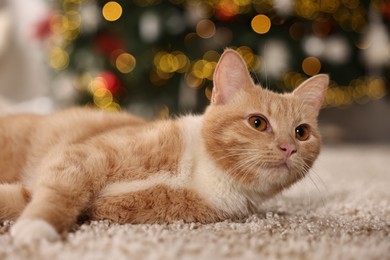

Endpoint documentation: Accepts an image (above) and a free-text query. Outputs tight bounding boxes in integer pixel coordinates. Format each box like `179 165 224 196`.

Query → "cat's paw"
10 219 61 243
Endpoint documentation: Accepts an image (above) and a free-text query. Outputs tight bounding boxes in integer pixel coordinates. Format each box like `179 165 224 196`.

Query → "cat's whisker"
309 169 328 194
308 170 328 205
226 147 258 150
215 148 257 157
295 159 326 207
225 148 259 153
215 153 246 162
229 156 258 175
215 150 260 163
306 174 326 207
228 155 260 183
240 157 265 188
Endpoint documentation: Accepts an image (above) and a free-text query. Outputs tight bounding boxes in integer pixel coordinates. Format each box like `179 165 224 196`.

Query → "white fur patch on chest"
178 115 249 215
99 115 249 216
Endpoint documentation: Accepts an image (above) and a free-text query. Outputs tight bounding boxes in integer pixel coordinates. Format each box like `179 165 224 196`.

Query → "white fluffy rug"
1 146 389 260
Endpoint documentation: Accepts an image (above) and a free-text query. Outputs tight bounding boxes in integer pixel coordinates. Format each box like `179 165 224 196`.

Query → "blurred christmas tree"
39 0 390 116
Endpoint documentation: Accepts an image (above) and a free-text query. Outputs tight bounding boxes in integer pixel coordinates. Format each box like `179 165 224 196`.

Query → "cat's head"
203 49 328 197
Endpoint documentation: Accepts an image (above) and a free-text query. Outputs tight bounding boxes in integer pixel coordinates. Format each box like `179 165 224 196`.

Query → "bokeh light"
302 56 321 76
88 72 122 111
203 50 220 62
323 76 387 107
155 52 179 73
236 46 260 71
62 11 81 31
102 1 122 22
185 72 204 89
116 53 136 74
289 22 306 41
49 47 69 70
47 0 389 113
215 0 240 21
93 87 113 108
73 72 93 91
251 14 271 34
196 19 216 39
149 70 168 86
153 51 190 76
192 60 216 80
295 0 319 19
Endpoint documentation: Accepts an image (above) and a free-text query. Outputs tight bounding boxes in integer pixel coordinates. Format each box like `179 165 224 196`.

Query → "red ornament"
215 0 239 21
99 71 121 95
93 32 125 57
34 14 52 40
382 2 390 21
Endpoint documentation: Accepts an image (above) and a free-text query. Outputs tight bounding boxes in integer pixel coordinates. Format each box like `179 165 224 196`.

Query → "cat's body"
0 50 328 243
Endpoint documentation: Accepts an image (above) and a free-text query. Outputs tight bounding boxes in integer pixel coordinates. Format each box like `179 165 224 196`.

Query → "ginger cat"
0 49 328 243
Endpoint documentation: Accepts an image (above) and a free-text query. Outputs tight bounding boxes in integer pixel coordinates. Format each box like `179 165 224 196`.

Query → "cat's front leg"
11 144 110 243
11 219 61 243
10 183 83 243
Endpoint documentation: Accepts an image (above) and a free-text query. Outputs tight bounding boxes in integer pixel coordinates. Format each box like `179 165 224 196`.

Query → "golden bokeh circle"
116 53 136 74
251 14 271 34
102 1 122 22
302 56 321 76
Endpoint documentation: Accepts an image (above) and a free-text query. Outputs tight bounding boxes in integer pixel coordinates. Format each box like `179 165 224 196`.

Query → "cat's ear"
293 74 329 112
211 49 254 105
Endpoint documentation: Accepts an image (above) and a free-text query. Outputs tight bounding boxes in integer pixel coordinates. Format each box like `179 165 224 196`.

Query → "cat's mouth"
272 163 289 170
266 162 290 172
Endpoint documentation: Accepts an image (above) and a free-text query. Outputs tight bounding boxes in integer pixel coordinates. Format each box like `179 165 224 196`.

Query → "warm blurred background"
0 0 389 143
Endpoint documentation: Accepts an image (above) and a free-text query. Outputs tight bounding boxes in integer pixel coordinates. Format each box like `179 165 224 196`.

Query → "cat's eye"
295 124 310 141
248 115 268 131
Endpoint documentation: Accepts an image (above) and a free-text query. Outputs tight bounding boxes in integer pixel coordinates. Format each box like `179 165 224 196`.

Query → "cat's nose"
279 143 297 158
